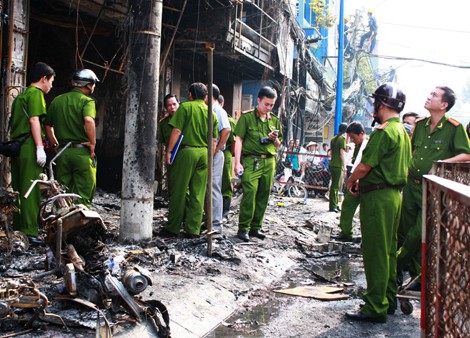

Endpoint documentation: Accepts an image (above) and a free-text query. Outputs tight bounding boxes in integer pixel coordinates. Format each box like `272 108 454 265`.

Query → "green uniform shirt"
169 99 218 147
235 109 282 156
409 115 470 178
45 89 96 144
330 133 346 168
158 114 172 146
11 86 46 139
360 117 411 188
226 116 236 148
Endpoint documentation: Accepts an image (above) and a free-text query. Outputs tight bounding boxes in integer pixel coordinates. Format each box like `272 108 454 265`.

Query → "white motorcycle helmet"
72 69 100 87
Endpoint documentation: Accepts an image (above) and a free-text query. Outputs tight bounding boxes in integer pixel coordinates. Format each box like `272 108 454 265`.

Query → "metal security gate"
422 162 470 337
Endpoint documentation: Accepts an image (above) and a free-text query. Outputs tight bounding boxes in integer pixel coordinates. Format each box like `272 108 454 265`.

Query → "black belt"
181 145 206 149
360 183 403 194
408 174 422 185
244 154 273 159
61 143 87 149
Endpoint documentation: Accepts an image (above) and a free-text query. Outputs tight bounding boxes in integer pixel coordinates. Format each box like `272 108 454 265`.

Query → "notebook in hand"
169 134 184 165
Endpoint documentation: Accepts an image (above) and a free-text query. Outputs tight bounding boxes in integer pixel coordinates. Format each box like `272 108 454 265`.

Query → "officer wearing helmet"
45 69 99 207
328 122 348 213
345 83 411 323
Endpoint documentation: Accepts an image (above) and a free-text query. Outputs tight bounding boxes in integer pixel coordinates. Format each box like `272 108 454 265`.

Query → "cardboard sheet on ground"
273 286 348 300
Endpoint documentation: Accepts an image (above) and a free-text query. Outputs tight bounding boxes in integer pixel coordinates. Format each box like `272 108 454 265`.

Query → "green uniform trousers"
56 147 97 208
338 189 360 238
397 181 422 279
11 138 42 237
238 156 275 231
166 147 207 235
360 187 401 316
222 149 233 199
329 166 343 209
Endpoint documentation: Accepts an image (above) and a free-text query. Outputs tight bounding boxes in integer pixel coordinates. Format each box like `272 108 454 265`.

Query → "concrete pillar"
120 0 163 241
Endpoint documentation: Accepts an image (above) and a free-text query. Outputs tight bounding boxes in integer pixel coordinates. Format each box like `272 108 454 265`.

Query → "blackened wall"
28 8 127 192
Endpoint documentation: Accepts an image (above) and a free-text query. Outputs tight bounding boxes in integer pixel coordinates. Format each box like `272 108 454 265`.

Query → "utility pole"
206 43 214 256
120 0 163 241
334 0 345 134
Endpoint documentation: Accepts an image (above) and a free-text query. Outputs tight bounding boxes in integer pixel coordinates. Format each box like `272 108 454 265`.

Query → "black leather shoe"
237 230 250 242
345 310 386 323
329 208 340 213
249 229 266 240
27 236 44 247
157 228 179 238
359 303 395 315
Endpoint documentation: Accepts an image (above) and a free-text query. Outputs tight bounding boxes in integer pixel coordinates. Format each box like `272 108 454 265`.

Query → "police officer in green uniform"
329 123 347 212
45 69 99 208
158 94 180 147
162 82 218 238
234 86 282 242
346 83 411 323
11 62 55 244
158 94 180 194
397 86 470 288
335 122 367 241
222 114 236 218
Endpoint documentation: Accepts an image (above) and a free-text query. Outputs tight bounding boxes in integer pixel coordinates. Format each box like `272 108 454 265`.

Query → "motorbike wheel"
288 185 308 199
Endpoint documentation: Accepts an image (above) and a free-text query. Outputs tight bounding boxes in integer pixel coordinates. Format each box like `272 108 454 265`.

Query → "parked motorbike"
272 167 308 199
302 163 330 197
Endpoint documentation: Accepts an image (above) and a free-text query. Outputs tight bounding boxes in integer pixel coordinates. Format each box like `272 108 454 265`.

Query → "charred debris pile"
0 182 362 337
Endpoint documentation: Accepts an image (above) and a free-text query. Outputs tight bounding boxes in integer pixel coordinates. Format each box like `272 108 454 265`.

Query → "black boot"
222 197 231 218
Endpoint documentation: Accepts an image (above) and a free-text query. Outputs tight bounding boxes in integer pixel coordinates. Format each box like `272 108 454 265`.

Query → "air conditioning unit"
241 94 252 111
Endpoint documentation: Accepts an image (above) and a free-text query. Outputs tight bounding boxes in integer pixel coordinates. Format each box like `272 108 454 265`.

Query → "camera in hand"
259 136 272 144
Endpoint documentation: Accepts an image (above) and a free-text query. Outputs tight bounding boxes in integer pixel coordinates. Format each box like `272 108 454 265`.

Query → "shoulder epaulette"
158 113 169 123
447 117 461 127
415 116 427 123
377 121 389 130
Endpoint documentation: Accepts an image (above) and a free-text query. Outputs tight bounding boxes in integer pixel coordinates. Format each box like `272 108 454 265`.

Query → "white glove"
36 146 47 167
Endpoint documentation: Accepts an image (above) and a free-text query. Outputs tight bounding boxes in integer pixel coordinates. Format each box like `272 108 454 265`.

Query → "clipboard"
169 134 184 165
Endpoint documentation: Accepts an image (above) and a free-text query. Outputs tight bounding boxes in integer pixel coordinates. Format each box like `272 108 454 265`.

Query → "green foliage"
309 0 336 29
356 56 376 94
342 54 376 95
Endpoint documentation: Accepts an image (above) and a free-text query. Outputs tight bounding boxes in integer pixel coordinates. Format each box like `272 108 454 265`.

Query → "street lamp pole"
334 0 345 134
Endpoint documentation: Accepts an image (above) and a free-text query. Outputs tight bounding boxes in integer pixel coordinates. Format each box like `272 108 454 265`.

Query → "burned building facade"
0 0 332 192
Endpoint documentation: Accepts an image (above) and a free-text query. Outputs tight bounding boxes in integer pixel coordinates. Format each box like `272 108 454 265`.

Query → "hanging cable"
366 53 470 69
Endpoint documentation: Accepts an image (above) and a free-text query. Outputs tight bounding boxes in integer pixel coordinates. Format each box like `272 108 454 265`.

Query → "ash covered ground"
0 189 420 337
